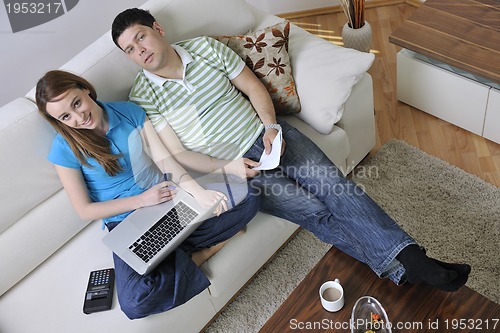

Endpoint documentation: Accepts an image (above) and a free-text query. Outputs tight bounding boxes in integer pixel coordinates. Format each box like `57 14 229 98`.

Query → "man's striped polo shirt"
129 36 263 160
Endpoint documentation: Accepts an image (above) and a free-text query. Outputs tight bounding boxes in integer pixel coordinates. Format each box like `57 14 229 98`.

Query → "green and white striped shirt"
129 36 263 160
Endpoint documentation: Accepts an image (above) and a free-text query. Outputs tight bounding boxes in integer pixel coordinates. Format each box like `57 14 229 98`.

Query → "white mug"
319 278 345 312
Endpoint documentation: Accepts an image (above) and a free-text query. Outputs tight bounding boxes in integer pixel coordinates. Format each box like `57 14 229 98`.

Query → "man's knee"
239 185 261 219
245 184 261 206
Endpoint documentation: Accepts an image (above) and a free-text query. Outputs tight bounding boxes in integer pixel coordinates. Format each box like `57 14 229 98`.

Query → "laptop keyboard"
128 201 198 263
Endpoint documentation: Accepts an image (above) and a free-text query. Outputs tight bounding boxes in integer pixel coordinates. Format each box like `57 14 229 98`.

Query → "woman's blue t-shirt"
48 101 162 226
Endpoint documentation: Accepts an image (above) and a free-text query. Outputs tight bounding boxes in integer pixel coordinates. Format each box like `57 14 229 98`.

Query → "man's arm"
131 92 259 177
231 66 284 155
154 120 259 178
231 66 276 126
141 119 229 214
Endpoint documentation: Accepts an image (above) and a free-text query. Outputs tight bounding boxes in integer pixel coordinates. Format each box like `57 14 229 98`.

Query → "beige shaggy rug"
205 140 500 332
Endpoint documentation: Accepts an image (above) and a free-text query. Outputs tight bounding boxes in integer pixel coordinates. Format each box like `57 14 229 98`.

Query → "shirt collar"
96 101 120 134
143 44 194 87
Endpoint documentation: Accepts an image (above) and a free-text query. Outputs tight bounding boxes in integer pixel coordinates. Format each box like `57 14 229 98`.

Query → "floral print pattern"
214 21 301 114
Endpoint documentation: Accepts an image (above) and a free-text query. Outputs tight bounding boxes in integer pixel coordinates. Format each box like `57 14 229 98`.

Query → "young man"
111 8 471 291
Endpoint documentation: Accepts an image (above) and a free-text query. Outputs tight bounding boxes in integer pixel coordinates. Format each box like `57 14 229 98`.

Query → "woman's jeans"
243 120 416 284
108 186 260 319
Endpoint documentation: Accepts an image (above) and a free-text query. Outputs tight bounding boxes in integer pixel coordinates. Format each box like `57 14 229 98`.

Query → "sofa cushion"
25 33 142 103
0 190 89 296
0 98 60 233
202 212 298 299
0 98 92 295
144 0 256 43
288 26 375 134
214 21 301 115
25 0 257 104
0 220 216 333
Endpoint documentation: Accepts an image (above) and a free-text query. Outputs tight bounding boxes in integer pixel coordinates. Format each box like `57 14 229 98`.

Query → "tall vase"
342 21 372 53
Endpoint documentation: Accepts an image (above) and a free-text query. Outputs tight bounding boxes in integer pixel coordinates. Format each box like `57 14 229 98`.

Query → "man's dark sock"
397 244 458 286
432 259 471 291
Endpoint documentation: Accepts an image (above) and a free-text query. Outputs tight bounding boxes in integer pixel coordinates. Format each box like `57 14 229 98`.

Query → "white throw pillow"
289 25 375 134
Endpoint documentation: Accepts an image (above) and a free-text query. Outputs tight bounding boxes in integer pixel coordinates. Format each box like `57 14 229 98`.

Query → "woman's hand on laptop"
138 181 178 207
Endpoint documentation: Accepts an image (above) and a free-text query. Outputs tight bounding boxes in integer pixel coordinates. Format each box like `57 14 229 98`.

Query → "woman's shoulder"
97 100 142 115
102 100 140 111
51 132 68 147
48 133 80 167
50 133 73 155
101 100 146 126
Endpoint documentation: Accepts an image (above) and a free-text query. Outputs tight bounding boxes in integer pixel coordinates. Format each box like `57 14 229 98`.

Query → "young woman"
36 70 260 319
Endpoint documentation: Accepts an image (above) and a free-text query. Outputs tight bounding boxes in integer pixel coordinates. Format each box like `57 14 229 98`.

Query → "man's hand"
263 129 286 156
242 158 261 178
192 189 228 217
224 157 261 179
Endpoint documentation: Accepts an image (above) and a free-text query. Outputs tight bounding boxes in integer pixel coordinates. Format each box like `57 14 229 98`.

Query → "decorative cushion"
214 21 301 115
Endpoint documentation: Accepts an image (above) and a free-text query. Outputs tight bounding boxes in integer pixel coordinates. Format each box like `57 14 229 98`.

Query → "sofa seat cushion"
201 212 298 301
0 221 217 333
0 190 90 296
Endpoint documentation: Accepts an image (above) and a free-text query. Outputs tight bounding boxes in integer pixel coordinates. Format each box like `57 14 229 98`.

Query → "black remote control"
83 268 115 314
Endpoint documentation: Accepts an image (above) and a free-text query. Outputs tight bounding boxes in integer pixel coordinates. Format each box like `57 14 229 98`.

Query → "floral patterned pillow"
214 21 301 114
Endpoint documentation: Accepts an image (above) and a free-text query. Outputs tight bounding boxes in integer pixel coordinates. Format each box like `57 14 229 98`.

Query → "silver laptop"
103 188 218 275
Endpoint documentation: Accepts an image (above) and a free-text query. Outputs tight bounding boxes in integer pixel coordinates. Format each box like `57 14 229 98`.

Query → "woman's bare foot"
192 228 246 266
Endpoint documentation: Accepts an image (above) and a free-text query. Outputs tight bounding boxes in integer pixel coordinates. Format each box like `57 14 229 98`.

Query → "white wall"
0 0 337 107
0 0 147 107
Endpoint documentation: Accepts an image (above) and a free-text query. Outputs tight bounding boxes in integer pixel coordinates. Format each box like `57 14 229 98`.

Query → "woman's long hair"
36 70 122 176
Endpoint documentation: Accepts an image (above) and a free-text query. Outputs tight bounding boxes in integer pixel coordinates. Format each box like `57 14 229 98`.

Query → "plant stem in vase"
340 0 372 52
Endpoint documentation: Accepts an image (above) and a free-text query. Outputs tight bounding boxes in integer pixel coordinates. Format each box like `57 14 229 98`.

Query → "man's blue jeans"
244 120 416 284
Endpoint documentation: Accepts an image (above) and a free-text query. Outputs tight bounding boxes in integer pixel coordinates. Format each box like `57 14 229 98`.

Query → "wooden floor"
288 3 500 187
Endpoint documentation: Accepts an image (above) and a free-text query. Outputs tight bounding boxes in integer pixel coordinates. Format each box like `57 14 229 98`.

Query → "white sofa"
0 0 375 332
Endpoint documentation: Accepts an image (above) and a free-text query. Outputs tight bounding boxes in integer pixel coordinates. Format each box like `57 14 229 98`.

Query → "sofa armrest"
282 73 375 175
336 73 376 172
